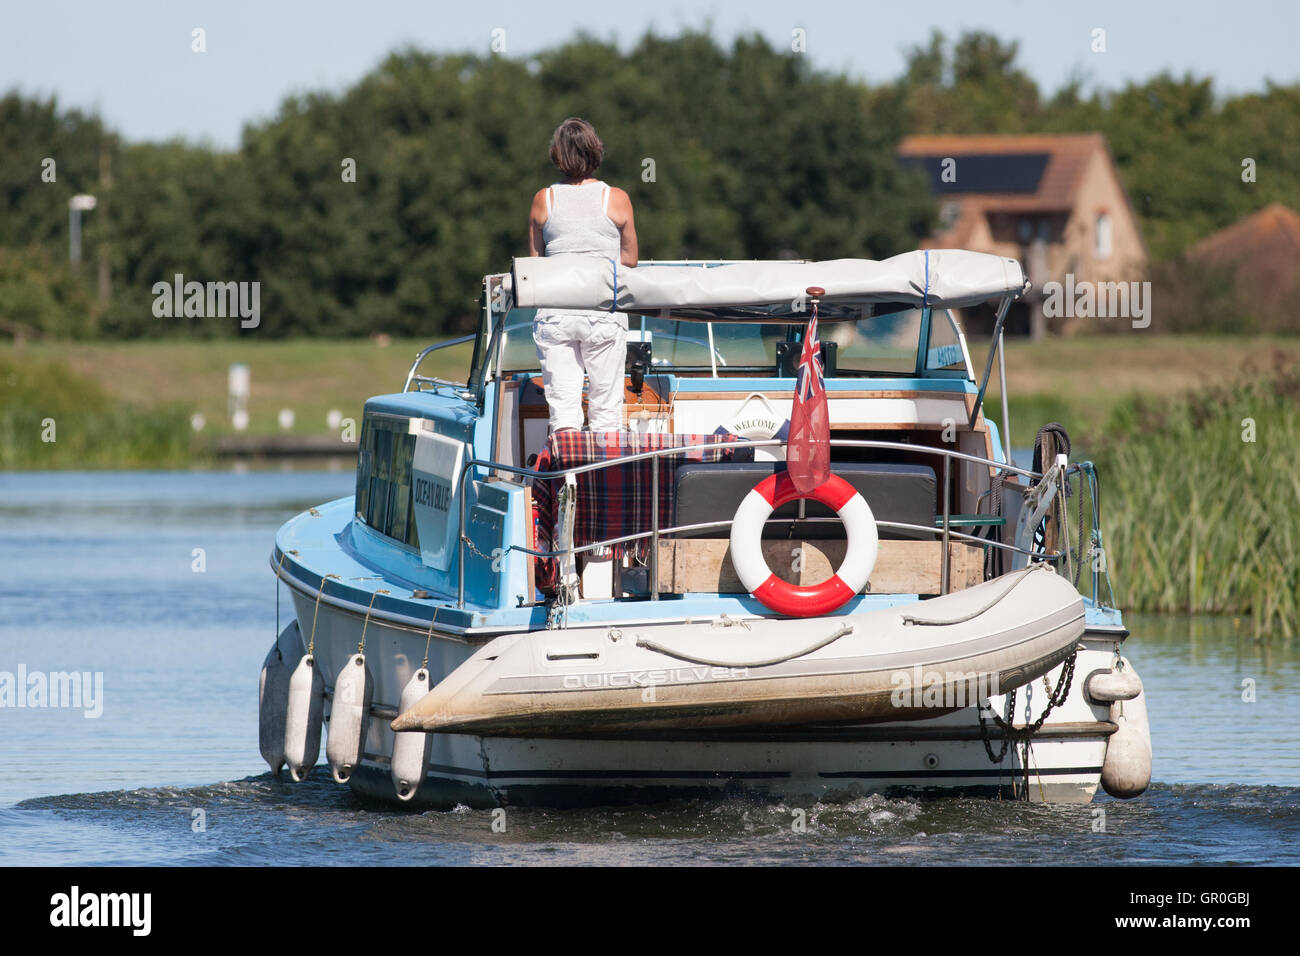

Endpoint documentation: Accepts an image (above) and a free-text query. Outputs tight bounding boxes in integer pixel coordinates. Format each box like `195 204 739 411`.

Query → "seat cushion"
673 461 937 540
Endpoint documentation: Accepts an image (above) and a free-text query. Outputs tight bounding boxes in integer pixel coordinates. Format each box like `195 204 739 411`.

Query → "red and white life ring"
729 473 878 617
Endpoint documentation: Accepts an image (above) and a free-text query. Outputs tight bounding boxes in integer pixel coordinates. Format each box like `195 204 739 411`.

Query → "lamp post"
68 194 98 264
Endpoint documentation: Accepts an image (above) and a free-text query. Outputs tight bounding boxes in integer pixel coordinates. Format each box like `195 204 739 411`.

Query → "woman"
528 117 638 433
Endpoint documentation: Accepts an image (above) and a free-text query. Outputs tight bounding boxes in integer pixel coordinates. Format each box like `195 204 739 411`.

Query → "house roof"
1188 204 1300 298
1189 203 1300 263
898 133 1109 213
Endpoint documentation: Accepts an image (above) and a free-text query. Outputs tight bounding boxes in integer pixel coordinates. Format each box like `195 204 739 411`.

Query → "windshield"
493 307 969 379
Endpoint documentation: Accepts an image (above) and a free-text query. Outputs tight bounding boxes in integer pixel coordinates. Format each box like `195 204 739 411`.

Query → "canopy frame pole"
940 455 951 594
998 323 1012 465
706 322 718 378
650 455 660 600
969 295 1012 432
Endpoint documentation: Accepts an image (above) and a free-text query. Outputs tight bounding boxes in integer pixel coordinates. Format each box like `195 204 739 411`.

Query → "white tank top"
536 182 622 323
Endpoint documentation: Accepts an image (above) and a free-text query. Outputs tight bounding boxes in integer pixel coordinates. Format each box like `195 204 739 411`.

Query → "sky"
2 0 1295 149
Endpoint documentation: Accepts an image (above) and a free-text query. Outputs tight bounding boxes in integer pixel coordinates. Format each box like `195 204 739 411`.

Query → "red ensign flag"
787 305 830 494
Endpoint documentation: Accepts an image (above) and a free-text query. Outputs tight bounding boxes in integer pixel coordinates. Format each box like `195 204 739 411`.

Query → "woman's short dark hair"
549 118 605 180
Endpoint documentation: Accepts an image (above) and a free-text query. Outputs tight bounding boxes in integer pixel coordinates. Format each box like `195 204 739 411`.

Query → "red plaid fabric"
531 430 751 590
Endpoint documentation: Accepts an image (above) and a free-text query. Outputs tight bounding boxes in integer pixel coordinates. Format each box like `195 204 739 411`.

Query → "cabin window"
833 308 923 375
355 414 421 549
497 307 782 373
1095 213 1113 260
925 310 968 373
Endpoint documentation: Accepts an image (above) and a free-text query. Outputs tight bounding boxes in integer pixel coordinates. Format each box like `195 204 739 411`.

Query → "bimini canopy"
510 249 1028 321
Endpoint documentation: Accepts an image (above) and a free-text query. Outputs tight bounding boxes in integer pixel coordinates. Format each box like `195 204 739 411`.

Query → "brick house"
899 133 1148 337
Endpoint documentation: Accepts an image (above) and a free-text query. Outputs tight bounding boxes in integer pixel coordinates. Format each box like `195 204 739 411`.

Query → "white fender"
1085 665 1142 704
1100 657 1152 799
391 668 433 801
284 654 325 782
257 625 296 775
326 653 373 784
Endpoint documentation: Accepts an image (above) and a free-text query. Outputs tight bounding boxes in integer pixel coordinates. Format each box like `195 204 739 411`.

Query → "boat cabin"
348 252 1081 627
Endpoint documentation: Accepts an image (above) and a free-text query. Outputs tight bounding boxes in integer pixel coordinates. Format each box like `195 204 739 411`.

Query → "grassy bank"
6 333 1299 450
979 334 1300 448
12 338 473 439
0 353 196 469
1 332 1295 461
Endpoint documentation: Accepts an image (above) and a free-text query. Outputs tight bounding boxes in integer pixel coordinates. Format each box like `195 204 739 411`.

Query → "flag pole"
798 287 824 519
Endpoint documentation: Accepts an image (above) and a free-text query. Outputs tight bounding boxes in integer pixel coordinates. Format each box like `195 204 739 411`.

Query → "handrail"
479 519 1062 564
453 436 1092 608
461 437 1046 484
402 334 476 392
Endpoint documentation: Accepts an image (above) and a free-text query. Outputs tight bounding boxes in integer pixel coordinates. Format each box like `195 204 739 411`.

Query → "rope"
636 624 854 669
902 563 1045 626
273 550 290 649
306 573 340 657
1073 469 1088 587
1031 422 1083 585
1057 478 1074 583
1031 422 1071 473
357 589 389 655
420 606 440 670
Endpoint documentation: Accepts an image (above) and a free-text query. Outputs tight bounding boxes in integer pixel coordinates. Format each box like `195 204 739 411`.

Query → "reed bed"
1091 354 1300 637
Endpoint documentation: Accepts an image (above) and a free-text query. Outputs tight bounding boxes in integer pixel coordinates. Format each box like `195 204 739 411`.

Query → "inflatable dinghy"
393 564 1085 737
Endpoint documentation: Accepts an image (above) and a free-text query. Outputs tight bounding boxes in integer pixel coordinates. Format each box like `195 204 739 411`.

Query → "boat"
263 249 1151 806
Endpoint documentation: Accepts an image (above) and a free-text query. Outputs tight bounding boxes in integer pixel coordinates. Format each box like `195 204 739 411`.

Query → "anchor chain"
977 649 1079 764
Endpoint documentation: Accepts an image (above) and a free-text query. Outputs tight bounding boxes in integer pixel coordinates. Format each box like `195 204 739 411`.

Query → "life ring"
729 473 878 617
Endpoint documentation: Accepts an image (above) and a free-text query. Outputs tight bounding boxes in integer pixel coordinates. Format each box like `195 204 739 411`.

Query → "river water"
1 469 1297 865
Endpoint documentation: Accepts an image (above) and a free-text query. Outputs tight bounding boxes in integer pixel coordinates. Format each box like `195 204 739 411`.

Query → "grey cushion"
673 461 937 540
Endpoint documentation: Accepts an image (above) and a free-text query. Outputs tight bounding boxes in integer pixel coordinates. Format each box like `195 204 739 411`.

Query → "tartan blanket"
531 431 752 590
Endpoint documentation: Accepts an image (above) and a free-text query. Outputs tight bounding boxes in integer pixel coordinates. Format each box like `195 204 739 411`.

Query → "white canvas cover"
511 249 1028 317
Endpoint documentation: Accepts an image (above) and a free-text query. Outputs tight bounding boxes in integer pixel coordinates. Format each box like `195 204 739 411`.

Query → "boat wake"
6 777 1299 866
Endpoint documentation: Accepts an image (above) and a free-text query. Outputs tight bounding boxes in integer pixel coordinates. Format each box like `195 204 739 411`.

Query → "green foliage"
221 32 933 337
3 33 933 339
897 31 1041 133
0 352 195 468
0 246 98 337
2 30 1299 340
1092 357 1300 635
0 93 114 249
99 141 250 337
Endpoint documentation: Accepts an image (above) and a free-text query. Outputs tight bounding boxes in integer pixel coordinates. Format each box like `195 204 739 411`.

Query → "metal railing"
454 437 1103 610
402 334 477 393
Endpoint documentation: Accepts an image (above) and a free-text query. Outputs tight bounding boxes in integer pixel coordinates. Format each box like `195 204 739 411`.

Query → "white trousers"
533 312 627 432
